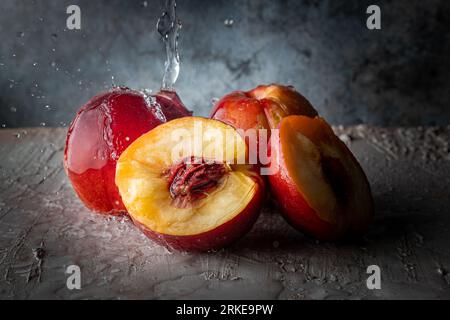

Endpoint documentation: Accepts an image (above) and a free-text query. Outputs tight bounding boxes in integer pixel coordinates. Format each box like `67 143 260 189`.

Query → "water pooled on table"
157 0 181 91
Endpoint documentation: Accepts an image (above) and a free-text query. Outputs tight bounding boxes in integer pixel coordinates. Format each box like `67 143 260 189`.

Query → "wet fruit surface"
64 87 191 214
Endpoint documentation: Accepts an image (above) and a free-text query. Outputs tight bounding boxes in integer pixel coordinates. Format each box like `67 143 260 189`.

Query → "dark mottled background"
0 0 449 127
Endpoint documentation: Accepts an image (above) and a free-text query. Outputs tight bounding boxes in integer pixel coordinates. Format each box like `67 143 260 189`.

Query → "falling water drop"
157 0 181 91
224 18 234 27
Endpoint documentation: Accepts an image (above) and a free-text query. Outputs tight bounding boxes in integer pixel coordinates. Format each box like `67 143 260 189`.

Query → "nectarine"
115 117 265 251
64 87 191 215
211 84 317 132
211 84 318 165
268 115 373 240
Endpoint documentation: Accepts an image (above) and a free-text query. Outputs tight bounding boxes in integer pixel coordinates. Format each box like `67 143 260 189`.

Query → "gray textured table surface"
0 126 449 300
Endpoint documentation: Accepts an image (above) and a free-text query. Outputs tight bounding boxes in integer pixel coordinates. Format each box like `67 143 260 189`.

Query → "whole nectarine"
64 87 191 215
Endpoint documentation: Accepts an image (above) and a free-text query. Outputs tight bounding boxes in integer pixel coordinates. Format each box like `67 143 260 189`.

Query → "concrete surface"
0 126 449 299
1 0 450 127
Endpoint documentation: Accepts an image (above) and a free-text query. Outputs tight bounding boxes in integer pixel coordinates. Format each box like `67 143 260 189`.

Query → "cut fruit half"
269 115 373 240
116 117 265 251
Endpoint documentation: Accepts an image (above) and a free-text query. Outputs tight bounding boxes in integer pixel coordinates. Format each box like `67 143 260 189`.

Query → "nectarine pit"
166 157 228 208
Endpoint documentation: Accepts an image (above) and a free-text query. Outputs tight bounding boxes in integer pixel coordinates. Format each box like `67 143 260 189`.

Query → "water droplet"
44 105 51 110
33 62 38 67
18 32 25 38
339 133 353 145
10 107 17 113
141 1 148 7
40 122 46 127
2 124 6 128
224 18 234 27
51 61 56 67
14 132 21 139
125 137 130 142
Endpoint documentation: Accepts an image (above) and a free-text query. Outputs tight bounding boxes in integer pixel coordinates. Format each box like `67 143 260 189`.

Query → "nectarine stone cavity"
166 157 229 209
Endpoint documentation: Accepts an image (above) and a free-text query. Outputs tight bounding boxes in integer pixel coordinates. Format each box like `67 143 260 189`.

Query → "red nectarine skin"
133 171 265 252
211 84 318 165
64 87 191 214
211 84 318 133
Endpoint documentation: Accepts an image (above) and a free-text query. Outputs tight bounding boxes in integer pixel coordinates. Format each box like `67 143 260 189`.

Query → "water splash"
157 0 181 91
142 89 167 122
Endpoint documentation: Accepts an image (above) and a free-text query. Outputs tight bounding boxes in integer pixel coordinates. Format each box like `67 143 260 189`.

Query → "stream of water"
157 0 181 91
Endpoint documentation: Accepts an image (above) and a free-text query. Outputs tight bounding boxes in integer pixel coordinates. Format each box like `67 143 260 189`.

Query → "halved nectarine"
269 115 373 240
115 117 265 251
